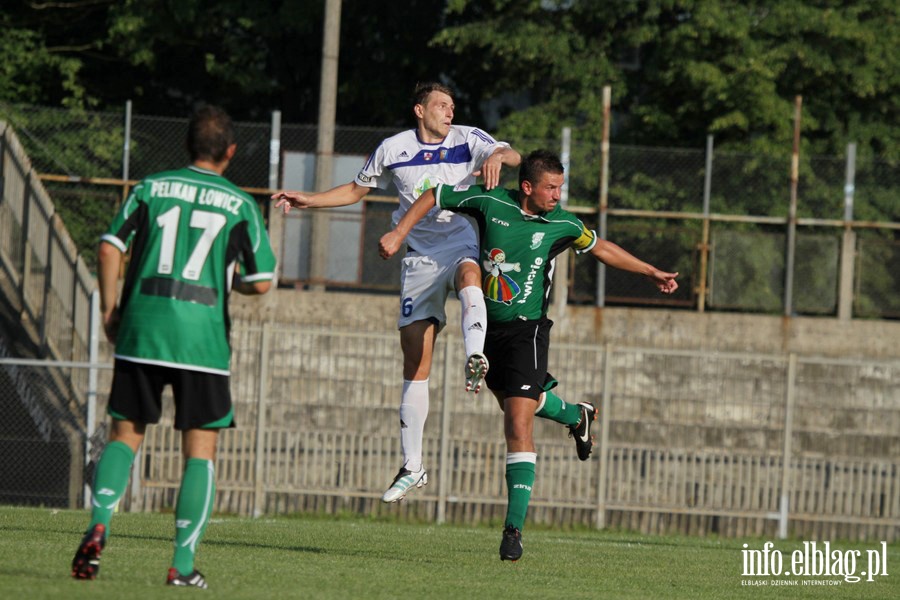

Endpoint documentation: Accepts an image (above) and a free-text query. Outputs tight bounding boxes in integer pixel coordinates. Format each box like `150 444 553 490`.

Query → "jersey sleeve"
100 182 146 252
571 222 598 254
237 199 277 283
467 127 510 167
355 141 392 190
434 182 491 213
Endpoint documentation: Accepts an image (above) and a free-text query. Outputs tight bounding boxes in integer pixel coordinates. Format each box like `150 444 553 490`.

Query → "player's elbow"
98 240 123 267
98 240 122 259
249 280 272 295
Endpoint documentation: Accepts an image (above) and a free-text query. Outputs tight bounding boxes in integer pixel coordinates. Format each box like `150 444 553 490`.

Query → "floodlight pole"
309 0 342 291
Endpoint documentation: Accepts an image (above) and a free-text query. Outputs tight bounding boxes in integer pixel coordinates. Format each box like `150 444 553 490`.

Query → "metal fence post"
19 174 32 314
84 289 101 507
437 337 453 524
778 353 797 539
784 96 802 316
253 323 271 518
269 110 282 192
838 142 857 321
553 127 571 319
696 135 714 312
595 343 612 529
596 86 611 307
121 100 132 205
39 217 55 349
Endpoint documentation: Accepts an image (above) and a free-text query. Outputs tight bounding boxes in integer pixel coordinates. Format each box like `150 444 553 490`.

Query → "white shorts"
398 245 479 330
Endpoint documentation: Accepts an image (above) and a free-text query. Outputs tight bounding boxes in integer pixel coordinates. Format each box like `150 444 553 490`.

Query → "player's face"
522 171 564 214
418 91 454 142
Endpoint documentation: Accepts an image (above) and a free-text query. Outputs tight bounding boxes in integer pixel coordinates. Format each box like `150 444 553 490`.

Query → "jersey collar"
188 165 221 177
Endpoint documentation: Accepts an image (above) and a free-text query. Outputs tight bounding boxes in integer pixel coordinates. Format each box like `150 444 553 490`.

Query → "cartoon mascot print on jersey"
483 248 521 304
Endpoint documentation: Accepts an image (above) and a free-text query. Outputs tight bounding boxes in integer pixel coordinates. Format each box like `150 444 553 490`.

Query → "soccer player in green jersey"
380 149 678 561
71 106 276 588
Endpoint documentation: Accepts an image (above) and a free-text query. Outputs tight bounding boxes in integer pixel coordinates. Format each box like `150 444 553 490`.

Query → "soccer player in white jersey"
272 82 521 503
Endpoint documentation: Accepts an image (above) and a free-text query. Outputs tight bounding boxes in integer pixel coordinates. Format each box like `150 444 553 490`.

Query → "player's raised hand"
271 190 313 215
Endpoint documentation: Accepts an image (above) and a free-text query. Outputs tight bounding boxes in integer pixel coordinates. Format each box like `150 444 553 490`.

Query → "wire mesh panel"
0 105 125 178
608 145 707 213
855 234 900 319
0 359 95 508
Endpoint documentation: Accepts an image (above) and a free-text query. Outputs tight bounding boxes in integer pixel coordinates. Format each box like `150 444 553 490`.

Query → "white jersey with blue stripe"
356 125 509 254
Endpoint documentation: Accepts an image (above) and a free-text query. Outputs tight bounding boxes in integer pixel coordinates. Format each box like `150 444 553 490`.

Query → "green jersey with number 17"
435 183 596 324
101 166 276 374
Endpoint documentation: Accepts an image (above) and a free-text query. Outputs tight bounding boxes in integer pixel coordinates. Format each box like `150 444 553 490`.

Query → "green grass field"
1 505 896 599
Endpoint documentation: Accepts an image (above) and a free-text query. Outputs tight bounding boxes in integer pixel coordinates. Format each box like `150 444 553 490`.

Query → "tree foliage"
435 0 899 159
3 0 896 155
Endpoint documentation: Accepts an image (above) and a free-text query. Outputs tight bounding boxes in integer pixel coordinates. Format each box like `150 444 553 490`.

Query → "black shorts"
108 359 235 430
484 318 555 400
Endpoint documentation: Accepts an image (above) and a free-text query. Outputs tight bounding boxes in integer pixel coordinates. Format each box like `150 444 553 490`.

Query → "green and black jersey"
435 183 596 323
102 166 276 374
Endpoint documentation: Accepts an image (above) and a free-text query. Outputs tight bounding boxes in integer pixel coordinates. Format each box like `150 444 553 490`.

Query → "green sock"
88 441 135 532
172 458 216 576
504 453 536 531
535 390 581 426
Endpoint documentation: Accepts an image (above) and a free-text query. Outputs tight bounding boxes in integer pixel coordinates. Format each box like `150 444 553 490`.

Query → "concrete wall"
232 288 900 360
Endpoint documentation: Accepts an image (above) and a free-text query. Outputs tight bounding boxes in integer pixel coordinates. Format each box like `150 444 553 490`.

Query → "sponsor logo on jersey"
530 232 545 249
357 173 372 183
520 385 531 390
415 176 437 198
491 217 510 227
424 152 433 161
453 184 470 192
483 248 521 304
516 257 544 305
439 149 448 160
399 151 409 158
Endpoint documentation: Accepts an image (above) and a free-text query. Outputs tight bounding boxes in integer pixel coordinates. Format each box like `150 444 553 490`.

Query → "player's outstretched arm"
378 188 437 259
271 181 369 215
590 239 679 294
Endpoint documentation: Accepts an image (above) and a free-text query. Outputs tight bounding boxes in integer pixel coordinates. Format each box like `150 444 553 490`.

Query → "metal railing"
2 330 898 541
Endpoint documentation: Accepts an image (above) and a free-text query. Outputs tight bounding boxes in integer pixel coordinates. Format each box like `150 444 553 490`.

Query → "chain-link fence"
1 103 898 318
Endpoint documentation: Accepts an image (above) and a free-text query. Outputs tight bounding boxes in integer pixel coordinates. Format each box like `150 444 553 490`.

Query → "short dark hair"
187 105 235 162
519 149 564 189
412 82 454 108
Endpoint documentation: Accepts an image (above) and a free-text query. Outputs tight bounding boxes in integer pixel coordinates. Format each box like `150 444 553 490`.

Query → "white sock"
458 285 487 358
399 379 429 472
